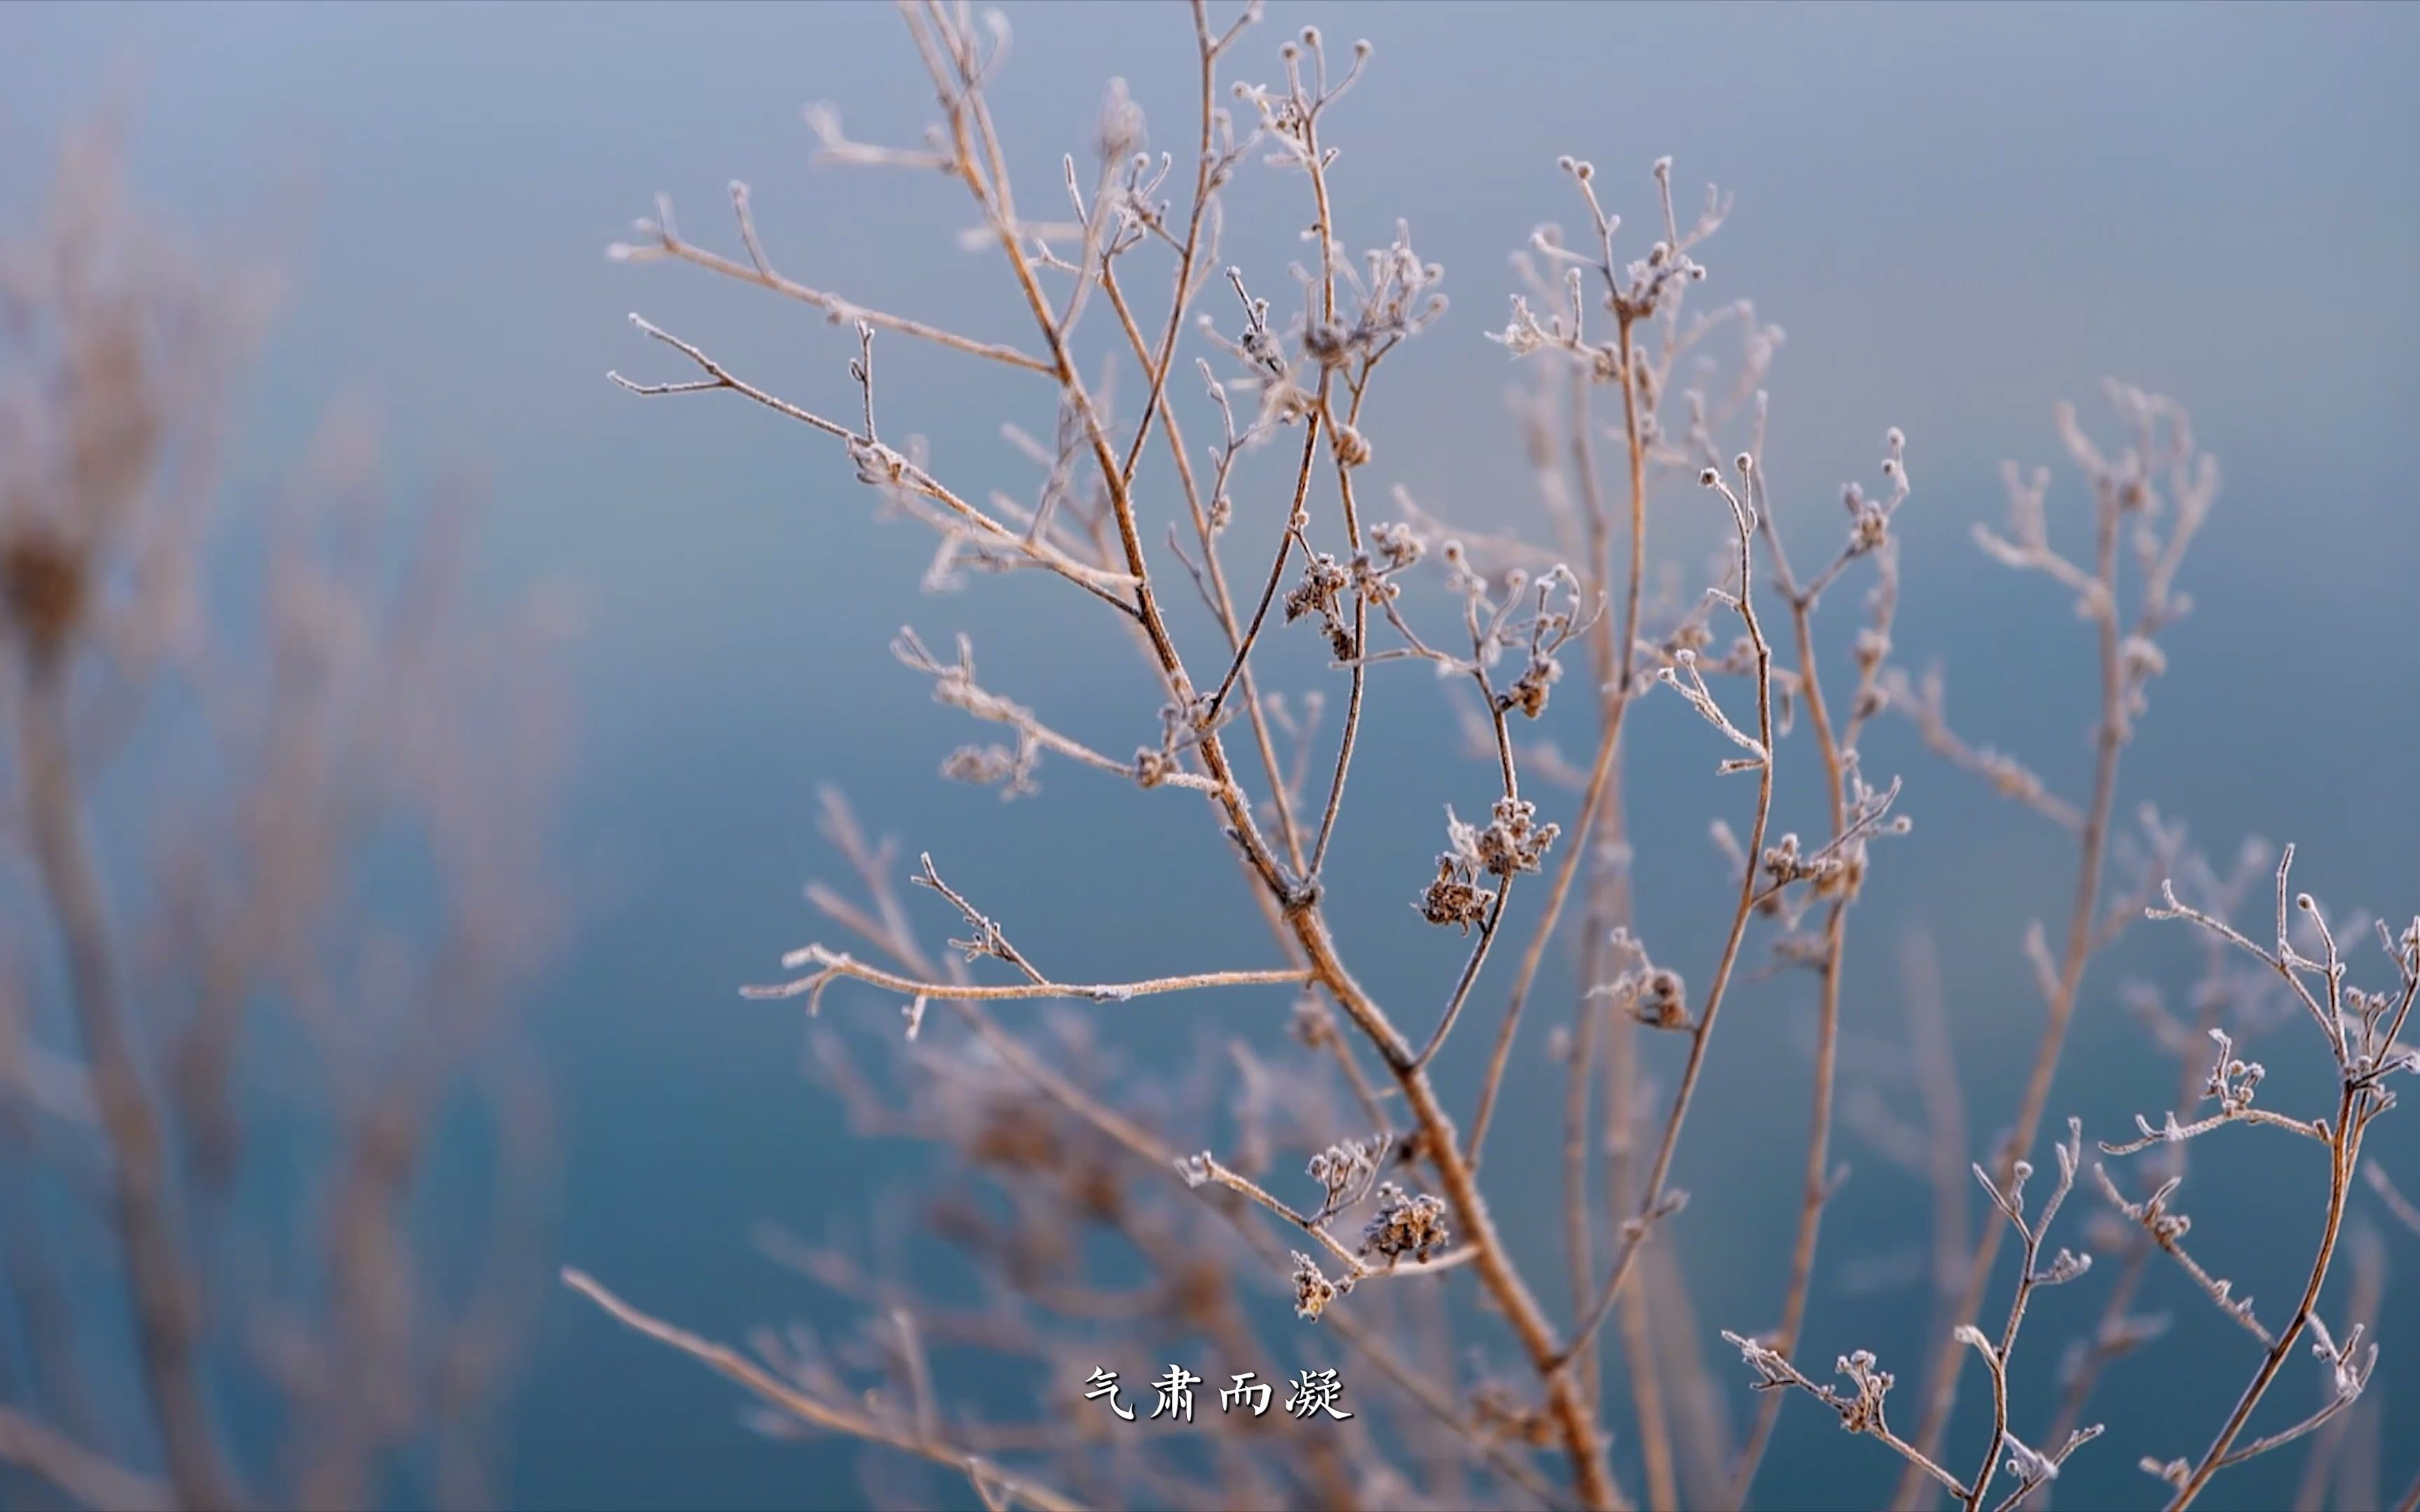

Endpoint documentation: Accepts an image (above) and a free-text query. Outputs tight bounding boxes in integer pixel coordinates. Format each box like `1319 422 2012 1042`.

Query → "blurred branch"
563 1268 1086 1512
0 1404 169 1512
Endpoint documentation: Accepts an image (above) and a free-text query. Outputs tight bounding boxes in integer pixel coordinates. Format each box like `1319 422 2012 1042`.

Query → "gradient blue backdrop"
5 3 2416 1508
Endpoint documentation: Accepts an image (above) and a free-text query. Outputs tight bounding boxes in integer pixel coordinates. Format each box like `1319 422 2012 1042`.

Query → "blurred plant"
572 4 2412 1509
0 122 564 1509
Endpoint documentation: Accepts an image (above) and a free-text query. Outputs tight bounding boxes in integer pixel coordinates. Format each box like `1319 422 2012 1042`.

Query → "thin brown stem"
1097 268 1309 873
1415 680 1522 1068
1895 482 2131 1508
1301 153 1372 882
1728 453 1858 1511
0 1404 169 1512
2164 1088 2363 1508
1471 315 1648 1166
1561 463 1774 1372
1577 349 1681 1506
1205 420 1325 724
15 660 244 1512
566 1268 1085 1512
613 220 1052 374
746 949 1309 1006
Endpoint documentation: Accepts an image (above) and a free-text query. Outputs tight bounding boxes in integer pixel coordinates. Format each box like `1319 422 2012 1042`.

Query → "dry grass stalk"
0 123 562 1509
569 4 2408 1509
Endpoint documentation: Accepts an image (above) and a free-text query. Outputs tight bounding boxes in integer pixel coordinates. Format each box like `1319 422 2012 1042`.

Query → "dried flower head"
1290 1250 1349 1322
1358 1182 1449 1265
1472 796 1559 876
1306 1135 1383 1217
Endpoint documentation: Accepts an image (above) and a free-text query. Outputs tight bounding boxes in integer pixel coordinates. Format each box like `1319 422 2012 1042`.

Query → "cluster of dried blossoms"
0 129 561 1509
573 4 2414 1510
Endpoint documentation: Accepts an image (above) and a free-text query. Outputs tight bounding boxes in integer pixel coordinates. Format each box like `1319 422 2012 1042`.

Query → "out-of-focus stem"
18 656 243 1512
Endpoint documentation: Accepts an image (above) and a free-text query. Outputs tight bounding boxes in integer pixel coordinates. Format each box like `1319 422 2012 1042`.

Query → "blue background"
5 3 2417 1507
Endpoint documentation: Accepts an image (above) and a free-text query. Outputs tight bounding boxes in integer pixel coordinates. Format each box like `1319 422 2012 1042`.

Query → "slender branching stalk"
566 8 2389 1511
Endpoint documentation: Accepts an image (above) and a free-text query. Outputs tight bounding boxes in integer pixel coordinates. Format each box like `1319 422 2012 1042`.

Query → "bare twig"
564 1269 1086 1512
1562 456 1774 1368
1896 393 2211 1506
14 666 244 1511
0 1406 170 1512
